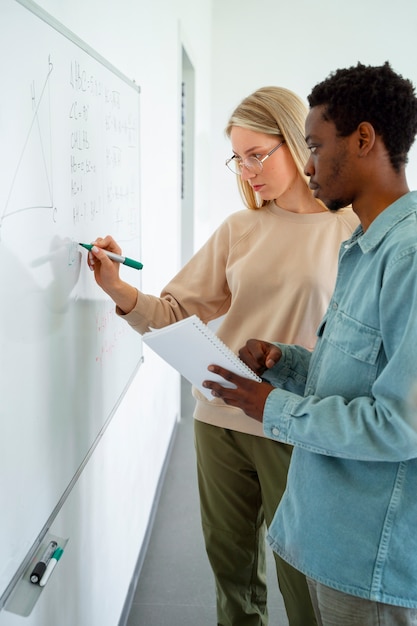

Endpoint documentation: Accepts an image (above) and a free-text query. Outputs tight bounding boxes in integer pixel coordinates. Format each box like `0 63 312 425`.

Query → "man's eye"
308 145 318 154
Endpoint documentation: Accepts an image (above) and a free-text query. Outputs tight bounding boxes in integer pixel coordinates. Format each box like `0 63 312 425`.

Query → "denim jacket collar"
352 191 417 254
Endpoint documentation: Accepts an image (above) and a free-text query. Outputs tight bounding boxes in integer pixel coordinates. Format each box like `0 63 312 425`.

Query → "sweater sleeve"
117 218 233 334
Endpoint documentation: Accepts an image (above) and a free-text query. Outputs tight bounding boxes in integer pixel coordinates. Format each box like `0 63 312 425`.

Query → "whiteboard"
0 0 142 604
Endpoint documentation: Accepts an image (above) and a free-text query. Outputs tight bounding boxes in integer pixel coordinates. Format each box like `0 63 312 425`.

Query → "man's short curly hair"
307 62 417 171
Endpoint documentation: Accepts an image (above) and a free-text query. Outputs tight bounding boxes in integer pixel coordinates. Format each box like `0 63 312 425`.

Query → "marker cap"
30 562 47 584
124 257 143 270
52 547 64 560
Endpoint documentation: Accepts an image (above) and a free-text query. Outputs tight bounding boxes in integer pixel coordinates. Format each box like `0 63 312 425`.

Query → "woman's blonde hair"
225 86 313 210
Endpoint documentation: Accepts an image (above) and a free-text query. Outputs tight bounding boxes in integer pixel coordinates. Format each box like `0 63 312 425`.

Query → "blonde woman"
87 86 359 626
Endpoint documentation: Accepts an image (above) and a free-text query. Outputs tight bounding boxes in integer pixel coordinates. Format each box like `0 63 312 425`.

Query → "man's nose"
304 154 314 177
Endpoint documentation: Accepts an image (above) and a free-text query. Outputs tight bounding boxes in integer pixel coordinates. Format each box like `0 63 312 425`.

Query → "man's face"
304 105 355 211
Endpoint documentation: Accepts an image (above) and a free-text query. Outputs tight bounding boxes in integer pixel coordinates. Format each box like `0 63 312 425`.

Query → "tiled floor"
126 380 288 626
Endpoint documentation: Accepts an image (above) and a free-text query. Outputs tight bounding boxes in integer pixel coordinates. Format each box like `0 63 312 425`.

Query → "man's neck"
353 178 409 231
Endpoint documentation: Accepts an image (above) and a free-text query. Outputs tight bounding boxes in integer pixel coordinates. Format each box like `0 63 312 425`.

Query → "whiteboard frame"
1 0 142 610
15 0 140 94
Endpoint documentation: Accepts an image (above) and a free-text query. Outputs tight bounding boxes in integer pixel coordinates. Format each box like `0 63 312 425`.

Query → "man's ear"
357 122 376 155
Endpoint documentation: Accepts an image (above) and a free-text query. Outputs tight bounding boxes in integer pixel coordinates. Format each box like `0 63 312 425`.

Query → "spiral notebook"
142 315 262 401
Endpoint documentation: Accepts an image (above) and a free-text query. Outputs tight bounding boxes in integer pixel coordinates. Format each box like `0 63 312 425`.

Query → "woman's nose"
240 165 256 181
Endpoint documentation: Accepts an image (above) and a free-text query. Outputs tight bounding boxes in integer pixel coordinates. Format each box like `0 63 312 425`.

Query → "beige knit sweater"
119 202 359 436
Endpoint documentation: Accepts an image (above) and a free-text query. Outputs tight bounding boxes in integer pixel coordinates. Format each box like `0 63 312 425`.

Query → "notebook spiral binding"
192 317 262 382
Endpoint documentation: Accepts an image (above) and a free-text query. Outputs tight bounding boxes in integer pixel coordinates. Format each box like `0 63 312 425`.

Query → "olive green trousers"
194 419 316 626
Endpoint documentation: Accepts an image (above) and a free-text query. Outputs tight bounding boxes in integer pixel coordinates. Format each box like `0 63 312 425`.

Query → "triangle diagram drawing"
1 57 55 236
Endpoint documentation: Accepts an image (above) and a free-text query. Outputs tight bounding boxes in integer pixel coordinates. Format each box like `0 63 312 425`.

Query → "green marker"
39 547 64 587
79 243 143 270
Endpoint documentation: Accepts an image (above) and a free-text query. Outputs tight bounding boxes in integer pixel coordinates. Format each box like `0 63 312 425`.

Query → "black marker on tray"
30 541 58 584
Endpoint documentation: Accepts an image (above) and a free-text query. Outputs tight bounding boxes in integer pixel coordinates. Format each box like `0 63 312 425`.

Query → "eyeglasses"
225 140 285 175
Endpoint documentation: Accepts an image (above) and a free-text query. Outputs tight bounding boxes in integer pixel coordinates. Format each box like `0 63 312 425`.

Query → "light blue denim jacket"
263 192 417 607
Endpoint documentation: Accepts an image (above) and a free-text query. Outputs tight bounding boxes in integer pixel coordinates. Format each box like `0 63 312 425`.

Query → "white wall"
0 1 212 625
204 0 417 242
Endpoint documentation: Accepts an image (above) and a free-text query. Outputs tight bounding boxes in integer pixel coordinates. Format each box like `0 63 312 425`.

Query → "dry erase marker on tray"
79 243 143 270
39 547 64 587
30 541 58 584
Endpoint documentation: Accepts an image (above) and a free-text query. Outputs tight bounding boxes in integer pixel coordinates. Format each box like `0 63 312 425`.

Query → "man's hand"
238 339 282 375
203 366 274 422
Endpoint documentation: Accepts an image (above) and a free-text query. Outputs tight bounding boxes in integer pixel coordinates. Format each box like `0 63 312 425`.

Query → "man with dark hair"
203 62 417 625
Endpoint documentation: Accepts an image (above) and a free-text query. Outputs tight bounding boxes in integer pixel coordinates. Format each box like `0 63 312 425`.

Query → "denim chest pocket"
314 310 382 398
325 310 382 364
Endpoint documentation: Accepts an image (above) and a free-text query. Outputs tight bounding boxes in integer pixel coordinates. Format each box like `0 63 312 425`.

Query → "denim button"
272 427 279 436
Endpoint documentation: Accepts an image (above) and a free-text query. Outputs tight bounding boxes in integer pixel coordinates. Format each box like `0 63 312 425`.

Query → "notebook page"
142 315 262 401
